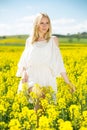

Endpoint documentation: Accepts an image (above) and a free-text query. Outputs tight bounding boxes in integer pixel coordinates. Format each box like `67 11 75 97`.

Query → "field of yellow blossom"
0 44 87 130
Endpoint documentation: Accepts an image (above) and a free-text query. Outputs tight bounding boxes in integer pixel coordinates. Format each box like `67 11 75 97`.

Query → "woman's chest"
29 44 51 64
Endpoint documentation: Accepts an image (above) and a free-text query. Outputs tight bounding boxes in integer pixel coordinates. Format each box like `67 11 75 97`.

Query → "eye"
40 22 44 25
40 22 49 25
46 22 49 24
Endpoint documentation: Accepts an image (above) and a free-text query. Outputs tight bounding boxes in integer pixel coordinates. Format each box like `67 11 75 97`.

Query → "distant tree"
2 36 6 39
67 33 73 43
77 32 81 42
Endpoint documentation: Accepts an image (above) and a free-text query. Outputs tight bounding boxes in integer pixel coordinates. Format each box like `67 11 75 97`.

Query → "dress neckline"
34 40 49 48
36 40 46 43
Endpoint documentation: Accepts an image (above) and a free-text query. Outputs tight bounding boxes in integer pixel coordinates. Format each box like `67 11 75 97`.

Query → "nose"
43 23 47 27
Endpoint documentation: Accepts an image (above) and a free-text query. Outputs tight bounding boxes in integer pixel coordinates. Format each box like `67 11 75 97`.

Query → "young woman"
16 13 75 101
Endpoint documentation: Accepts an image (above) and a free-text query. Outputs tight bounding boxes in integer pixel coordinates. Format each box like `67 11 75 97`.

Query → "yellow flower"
12 102 20 112
46 104 59 122
59 121 73 130
58 97 66 109
79 126 87 130
22 82 28 94
32 83 42 97
8 119 21 129
69 105 81 119
0 104 6 116
40 99 49 110
39 115 50 128
83 111 87 119
23 121 30 129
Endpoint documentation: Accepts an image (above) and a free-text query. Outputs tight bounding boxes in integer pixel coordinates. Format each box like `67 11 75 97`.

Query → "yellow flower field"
0 45 87 130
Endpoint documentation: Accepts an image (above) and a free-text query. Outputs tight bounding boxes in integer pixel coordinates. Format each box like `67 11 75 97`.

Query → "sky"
0 0 87 36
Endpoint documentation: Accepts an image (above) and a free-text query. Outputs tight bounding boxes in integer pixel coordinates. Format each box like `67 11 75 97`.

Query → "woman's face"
38 17 49 35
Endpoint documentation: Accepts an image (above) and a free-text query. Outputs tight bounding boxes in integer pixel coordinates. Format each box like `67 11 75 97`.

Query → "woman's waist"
27 62 50 68
26 63 50 73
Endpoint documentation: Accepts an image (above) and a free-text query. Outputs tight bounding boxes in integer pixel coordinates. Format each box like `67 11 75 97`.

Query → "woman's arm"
16 38 30 77
61 72 76 93
21 67 28 83
53 36 76 93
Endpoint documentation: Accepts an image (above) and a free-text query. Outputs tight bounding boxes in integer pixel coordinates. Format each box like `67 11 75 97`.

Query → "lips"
42 29 47 31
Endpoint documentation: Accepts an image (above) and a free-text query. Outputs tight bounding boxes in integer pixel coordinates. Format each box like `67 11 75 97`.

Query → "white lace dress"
16 36 66 93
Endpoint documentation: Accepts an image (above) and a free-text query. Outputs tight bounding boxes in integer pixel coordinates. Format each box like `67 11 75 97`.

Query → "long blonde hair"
31 13 52 44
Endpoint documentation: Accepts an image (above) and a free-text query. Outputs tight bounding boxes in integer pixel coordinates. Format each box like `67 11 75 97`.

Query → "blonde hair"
31 13 52 44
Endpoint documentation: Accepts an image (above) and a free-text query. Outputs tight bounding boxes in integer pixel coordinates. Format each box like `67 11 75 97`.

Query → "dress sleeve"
16 38 30 77
50 37 66 77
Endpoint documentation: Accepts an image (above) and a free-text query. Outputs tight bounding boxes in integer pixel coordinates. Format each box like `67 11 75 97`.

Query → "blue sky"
0 0 87 35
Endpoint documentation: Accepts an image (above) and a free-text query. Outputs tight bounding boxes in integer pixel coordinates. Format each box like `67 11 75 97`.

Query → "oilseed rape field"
0 42 87 130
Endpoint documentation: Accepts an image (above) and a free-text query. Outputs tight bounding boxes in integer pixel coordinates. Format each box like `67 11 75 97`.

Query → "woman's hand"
61 72 76 93
22 70 28 83
68 82 76 93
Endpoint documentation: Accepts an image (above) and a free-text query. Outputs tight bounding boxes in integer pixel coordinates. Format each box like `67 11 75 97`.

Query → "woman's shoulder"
51 36 59 47
25 37 32 47
26 36 32 43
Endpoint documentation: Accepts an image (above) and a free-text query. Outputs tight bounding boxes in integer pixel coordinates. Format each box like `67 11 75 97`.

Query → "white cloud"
0 23 10 29
0 17 87 36
75 21 87 31
0 23 12 36
16 15 35 23
52 18 76 25
0 15 35 36
52 18 87 34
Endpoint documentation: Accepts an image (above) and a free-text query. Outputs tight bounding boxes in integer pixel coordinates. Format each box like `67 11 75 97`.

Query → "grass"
0 38 26 46
59 37 87 44
0 35 87 47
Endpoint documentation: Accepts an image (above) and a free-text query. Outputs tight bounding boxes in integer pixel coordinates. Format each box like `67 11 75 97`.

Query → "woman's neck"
38 33 45 41
38 37 45 41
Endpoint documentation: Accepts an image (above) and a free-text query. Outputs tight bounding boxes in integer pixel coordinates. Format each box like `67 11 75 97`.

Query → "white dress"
16 36 66 93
